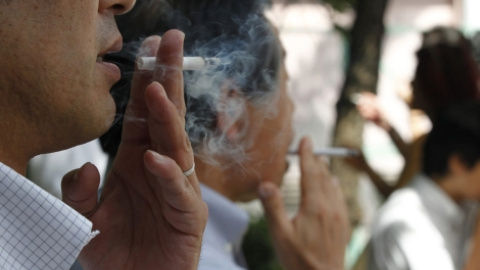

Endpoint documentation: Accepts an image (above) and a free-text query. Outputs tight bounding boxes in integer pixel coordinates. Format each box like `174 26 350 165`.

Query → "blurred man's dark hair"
423 100 480 179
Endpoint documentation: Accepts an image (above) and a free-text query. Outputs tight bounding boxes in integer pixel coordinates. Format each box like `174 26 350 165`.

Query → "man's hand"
343 146 369 172
259 137 350 270
62 30 208 270
355 92 390 131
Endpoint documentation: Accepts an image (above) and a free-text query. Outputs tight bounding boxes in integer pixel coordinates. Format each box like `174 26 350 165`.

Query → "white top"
199 184 250 270
28 139 108 199
369 174 478 270
0 162 98 270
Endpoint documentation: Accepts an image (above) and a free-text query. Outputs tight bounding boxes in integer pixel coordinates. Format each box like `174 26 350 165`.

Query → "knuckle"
184 135 193 150
305 202 327 218
331 212 344 223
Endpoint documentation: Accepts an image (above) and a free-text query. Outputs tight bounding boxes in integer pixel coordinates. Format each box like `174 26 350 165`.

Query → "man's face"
462 160 480 200
232 60 295 202
0 0 135 154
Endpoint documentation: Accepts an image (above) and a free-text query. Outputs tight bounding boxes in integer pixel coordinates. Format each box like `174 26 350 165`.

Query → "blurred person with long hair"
347 26 480 198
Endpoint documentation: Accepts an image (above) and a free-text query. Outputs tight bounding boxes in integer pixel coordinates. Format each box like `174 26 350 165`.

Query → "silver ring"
183 162 195 177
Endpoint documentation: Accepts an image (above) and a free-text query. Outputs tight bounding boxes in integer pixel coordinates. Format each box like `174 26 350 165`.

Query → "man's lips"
96 34 123 84
96 57 121 83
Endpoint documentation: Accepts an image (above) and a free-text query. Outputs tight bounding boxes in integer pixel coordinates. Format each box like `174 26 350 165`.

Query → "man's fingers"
154 29 185 115
131 35 162 113
298 137 331 199
145 82 193 170
258 182 292 240
61 163 100 217
143 150 206 235
143 150 199 212
123 35 162 143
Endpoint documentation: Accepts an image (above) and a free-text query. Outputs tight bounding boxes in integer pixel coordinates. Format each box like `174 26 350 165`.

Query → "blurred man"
369 101 480 270
0 0 207 269
101 1 350 269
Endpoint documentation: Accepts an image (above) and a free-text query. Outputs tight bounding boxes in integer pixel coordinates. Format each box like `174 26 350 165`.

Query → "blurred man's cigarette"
136 57 221 70
350 93 363 105
288 147 359 156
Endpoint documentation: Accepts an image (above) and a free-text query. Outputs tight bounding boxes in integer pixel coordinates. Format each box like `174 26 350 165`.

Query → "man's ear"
216 82 247 142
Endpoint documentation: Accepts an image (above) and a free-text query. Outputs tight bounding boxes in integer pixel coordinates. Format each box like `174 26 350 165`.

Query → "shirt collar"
200 184 250 245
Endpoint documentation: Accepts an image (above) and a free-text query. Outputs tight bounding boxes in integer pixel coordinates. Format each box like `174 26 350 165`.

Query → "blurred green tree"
329 0 389 226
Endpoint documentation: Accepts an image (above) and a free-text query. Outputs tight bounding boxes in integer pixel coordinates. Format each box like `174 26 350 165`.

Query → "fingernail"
139 35 161 56
303 137 312 151
258 184 274 199
149 150 165 162
150 81 166 96
143 35 162 45
178 31 185 42
81 162 93 170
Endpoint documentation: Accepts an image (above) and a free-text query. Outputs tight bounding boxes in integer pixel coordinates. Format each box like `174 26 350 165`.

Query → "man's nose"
100 0 136 16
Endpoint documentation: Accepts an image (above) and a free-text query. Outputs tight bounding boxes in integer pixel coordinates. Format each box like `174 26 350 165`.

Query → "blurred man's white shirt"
369 174 479 270
199 184 250 270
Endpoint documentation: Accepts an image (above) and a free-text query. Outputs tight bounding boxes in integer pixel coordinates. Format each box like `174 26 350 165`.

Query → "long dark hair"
412 27 480 118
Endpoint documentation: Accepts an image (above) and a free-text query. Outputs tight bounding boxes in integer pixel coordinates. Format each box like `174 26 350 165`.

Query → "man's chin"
97 113 117 137
77 111 117 146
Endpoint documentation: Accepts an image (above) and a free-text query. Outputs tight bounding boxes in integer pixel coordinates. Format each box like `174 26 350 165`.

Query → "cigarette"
136 57 221 70
288 147 359 157
350 93 362 105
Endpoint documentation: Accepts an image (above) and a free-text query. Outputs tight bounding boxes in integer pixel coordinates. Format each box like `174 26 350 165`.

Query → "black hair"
422 100 480 179
412 27 480 118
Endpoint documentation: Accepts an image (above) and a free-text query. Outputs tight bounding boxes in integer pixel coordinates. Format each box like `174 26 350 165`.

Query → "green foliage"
242 216 283 270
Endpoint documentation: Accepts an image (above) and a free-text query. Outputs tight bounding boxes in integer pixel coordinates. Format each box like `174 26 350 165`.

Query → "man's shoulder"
372 186 429 238
379 187 423 219
369 190 425 270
